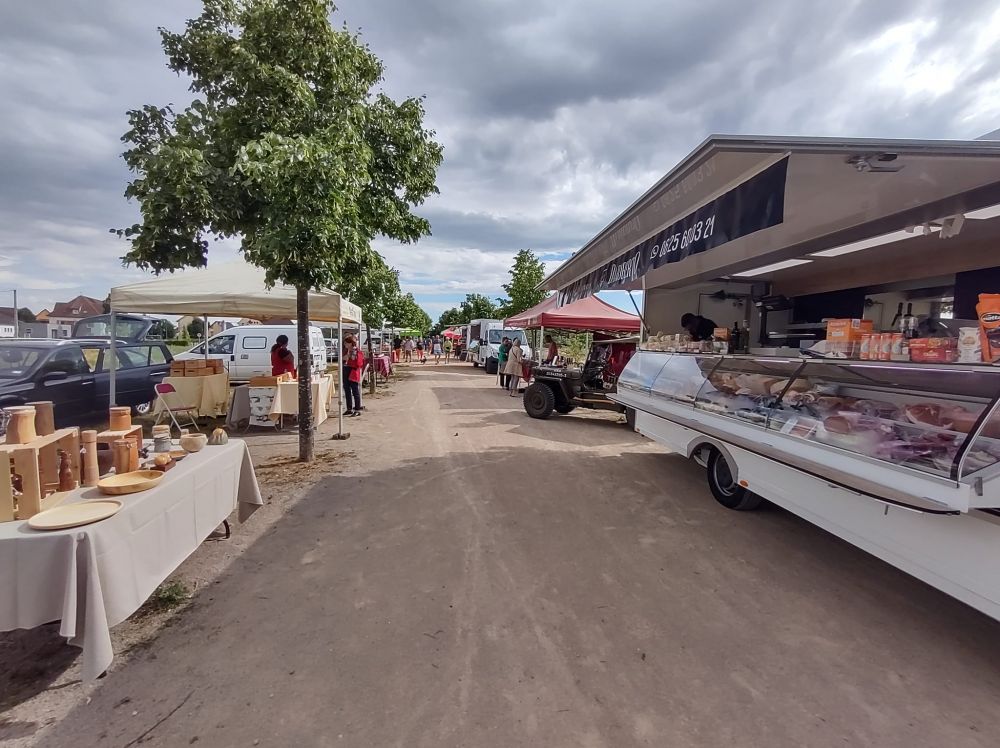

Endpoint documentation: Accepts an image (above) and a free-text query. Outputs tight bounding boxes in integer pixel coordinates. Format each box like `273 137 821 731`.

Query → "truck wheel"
554 403 576 414
485 357 498 375
706 448 763 511
523 383 555 419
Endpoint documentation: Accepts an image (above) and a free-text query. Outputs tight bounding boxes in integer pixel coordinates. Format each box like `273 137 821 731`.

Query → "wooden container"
0 453 13 523
6 406 37 445
112 439 131 476
109 407 132 432
98 470 164 495
81 430 100 487
27 401 55 437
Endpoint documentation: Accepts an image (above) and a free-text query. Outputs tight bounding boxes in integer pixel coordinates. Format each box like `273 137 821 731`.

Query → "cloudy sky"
2 0 999 322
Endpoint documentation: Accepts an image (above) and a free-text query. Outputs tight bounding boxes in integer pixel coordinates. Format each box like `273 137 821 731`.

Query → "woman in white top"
504 339 524 396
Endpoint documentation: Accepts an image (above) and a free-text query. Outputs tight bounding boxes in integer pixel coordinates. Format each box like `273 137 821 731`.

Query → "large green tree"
115 0 442 460
498 249 546 318
437 307 465 328
459 293 499 321
393 293 431 332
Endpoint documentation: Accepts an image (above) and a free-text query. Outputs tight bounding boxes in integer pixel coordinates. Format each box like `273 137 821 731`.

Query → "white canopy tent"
109 263 363 438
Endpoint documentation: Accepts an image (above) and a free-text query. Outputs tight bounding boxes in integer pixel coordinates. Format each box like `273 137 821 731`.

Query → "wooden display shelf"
96 424 144 447
1 427 81 521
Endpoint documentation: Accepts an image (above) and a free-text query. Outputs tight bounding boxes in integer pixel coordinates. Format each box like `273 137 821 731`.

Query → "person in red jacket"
342 334 366 416
270 334 296 377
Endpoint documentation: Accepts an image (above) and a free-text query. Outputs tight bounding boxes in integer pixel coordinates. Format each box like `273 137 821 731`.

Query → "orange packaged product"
826 318 874 342
910 338 958 364
858 333 872 360
976 293 1000 362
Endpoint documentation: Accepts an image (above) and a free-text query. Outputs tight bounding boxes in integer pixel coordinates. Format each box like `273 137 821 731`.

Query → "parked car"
173 325 328 382
0 339 173 428
71 313 157 342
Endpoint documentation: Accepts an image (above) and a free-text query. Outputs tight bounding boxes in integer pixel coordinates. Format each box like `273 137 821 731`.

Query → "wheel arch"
686 437 740 481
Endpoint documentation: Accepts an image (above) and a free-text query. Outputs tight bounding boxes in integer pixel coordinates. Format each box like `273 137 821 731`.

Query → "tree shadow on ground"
40 444 1000 747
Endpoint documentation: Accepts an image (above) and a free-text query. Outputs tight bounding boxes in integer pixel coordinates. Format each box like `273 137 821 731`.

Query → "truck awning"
544 135 1000 299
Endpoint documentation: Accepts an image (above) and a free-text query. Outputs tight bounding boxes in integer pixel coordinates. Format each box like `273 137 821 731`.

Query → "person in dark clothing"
680 313 718 342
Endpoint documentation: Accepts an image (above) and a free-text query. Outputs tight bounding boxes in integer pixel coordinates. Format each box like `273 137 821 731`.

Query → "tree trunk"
366 323 376 395
297 286 314 462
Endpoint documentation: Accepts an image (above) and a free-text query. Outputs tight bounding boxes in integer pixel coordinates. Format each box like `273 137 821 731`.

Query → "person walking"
342 334 366 416
505 339 524 396
443 336 453 364
403 336 414 363
432 335 443 364
416 338 425 363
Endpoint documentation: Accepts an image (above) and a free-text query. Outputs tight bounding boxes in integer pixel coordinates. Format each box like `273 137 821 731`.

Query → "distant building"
208 320 235 337
238 318 261 326
34 309 50 322
47 295 104 338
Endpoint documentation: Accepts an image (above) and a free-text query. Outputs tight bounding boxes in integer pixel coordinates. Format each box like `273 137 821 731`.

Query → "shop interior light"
965 203 1000 220
809 225 940 259
732 259 813 277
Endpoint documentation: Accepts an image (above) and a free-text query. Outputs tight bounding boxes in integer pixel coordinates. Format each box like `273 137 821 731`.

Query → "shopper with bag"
505 339 525 396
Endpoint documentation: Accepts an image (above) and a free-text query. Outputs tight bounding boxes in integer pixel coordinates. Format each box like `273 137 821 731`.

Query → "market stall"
153 371 231 418
0 434 262 681
228 372 334 429
543 134 1000 621
110 263 363 437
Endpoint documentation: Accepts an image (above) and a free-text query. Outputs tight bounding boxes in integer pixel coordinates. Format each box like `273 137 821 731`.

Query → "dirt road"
39 366 1000 747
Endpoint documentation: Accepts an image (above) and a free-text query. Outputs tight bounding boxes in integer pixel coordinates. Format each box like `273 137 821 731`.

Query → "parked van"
467 319 532 374
173 325 327 382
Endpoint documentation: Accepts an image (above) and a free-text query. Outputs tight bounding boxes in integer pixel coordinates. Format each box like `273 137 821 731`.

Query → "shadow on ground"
40 444 1000 747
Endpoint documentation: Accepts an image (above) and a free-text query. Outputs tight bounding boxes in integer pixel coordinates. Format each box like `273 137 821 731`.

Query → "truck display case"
615 352 1000 513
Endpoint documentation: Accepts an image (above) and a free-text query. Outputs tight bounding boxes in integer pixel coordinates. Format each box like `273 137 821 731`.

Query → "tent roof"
504 294 640 332
110 263 362 323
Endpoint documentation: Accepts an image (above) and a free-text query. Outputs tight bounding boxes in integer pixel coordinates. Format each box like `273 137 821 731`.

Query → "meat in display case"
616 352 1000 510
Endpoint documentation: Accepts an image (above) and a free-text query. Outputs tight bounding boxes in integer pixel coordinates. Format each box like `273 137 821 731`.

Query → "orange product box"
909 338 958 364
826 318 874 342
713 328 730 341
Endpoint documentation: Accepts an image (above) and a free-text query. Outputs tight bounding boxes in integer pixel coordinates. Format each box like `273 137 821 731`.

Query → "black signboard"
557 157 789 305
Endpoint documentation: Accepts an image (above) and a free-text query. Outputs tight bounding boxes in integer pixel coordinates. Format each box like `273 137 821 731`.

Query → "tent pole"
627 290 647 340
540 325 545 363
337 316 344 437
203 314 209 360
109 306 117 406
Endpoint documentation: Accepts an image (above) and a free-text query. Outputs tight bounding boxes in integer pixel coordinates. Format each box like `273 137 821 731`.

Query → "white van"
174 325 328 382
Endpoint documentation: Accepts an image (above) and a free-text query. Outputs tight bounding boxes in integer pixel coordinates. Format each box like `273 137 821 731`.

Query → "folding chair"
153 383 201 436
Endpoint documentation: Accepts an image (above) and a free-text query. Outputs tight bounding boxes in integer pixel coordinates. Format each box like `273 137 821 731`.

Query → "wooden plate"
97 470 165 496
169 450 188 461
28 500 123 530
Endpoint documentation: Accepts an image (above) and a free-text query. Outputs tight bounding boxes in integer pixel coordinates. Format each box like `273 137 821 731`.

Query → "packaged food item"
826 318 874 343
890 333 906 361
713 327 730 341
909 338 958 363
859 333 872 360
976 294 1000 362
879 333 892 361
958 325 983 363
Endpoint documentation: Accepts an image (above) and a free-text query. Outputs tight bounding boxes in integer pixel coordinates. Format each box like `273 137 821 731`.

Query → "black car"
0 339 173 427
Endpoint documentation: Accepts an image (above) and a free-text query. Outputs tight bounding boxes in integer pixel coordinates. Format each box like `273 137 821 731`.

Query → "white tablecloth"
227 374 334 428
153 373 230 418
0 440 262 681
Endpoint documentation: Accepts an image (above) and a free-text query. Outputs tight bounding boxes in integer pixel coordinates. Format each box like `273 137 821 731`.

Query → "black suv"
0 339 173 426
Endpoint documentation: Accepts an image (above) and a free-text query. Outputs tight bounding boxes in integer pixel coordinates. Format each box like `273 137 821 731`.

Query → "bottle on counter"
889 302 903 331
902 303 916 338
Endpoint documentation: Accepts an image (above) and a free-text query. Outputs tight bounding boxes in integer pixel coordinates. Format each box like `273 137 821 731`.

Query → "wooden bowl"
97 470 164 496
169 450 188 461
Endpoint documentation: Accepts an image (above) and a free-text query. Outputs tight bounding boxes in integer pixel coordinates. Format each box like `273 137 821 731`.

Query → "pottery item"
57 449 77 492
109 406 132 432
97 470 164 496
152 425 172 453
5 406 37 445
28 499 123 530
179 433 207 453
208 427 229 446
27 401 55 436
112 439 132 475
81 430 100 487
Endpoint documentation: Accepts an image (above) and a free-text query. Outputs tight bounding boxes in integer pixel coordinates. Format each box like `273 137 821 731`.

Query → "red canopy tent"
442 328 463 339
504 294 640 333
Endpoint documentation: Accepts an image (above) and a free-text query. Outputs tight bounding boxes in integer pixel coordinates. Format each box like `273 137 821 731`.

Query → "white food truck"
543 134 1000 622
467 318 532 374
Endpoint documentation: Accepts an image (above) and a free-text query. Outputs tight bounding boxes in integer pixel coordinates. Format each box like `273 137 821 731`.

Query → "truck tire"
523 383 555 419
485 357 498 375
706 448 763 511
555 403 576 414
625 407 636 430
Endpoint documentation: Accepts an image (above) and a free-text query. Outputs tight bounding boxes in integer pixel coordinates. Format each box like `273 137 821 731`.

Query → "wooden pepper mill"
81 430 100 487
57 450 77 492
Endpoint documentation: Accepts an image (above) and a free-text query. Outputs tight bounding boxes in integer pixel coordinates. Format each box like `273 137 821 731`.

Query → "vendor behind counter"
681 313 718 342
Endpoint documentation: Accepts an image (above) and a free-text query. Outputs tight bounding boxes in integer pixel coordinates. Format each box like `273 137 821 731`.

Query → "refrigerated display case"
615 352 1000 513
